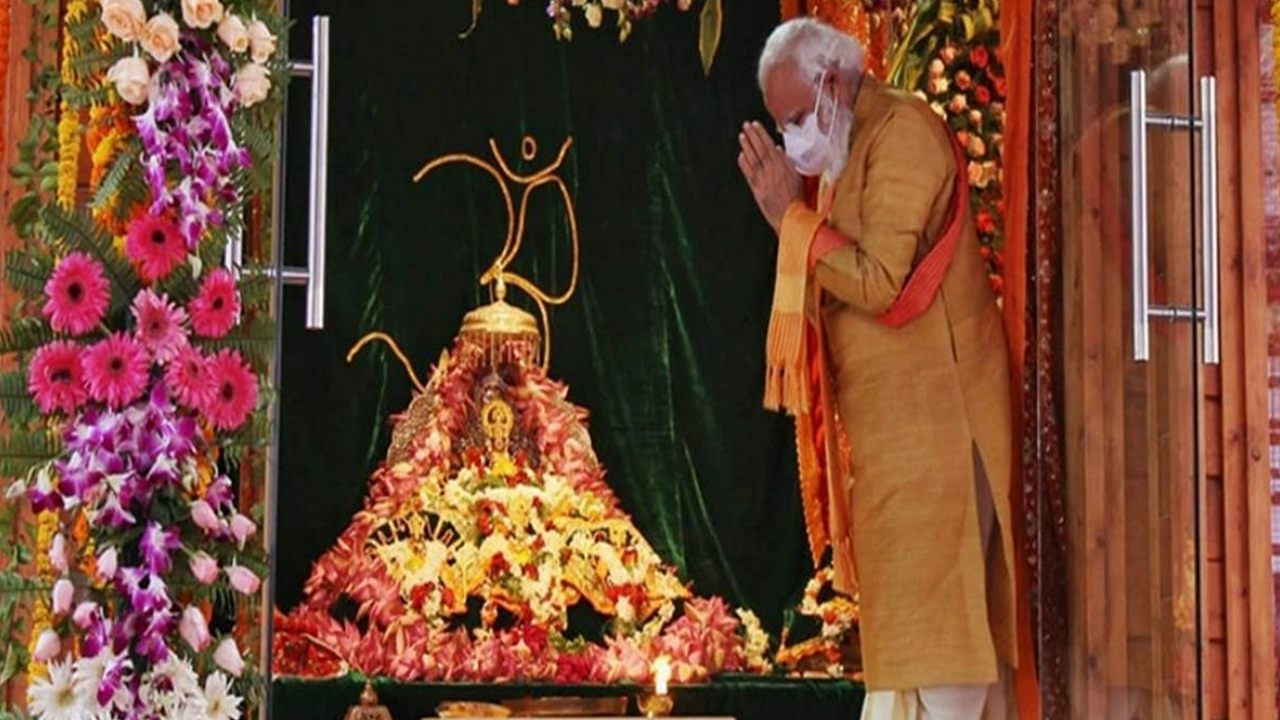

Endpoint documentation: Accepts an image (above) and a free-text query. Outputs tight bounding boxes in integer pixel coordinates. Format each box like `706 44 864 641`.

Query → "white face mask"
782 72 846 177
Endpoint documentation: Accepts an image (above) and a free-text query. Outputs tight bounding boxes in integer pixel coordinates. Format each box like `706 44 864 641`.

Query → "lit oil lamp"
636 657 675 717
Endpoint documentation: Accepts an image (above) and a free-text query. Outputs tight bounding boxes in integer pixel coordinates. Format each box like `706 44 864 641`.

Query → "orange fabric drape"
999 0 1039 714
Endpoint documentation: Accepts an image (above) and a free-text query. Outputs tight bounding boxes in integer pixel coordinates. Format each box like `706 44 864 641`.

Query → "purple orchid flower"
118 568 171 615
139 522 183 575
135 610 176 663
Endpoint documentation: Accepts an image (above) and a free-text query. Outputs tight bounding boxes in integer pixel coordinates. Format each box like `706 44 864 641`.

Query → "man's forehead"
763 62 813 121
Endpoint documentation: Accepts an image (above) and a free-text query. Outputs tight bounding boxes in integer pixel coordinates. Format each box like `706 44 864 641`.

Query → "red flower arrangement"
919 36 1008 295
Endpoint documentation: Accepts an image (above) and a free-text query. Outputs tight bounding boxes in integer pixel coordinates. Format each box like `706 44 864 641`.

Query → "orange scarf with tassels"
763 135 970 595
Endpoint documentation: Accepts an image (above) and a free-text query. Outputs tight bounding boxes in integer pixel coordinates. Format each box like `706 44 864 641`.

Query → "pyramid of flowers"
273 315 771 683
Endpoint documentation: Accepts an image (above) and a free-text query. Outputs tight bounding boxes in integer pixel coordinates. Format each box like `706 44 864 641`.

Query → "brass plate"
499 696 629 717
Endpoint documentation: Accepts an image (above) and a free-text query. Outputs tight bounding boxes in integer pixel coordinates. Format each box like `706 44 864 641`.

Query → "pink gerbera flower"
189 269 241 338
165 345 217 411
125 213 187 283
81 333 149 408
27 341 89 415
42 252 111 335
131 289 189 363
203 349 258 431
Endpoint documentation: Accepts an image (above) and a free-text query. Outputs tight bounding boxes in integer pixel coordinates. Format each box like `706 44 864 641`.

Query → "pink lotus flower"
189 551 219 585
226 564 260 595
32 629 61 662
48 533 68 574
213 637 245 677
131 289 189 363
204 349 258 431
72 601 98 629
165 345 217 410
81 333 149 408
51 578 73 615
43 252 110 335
190 499 222 534
96 547 118 581
229 513 256 549
27 341 89 415
180 606 211 651
189 269 241 338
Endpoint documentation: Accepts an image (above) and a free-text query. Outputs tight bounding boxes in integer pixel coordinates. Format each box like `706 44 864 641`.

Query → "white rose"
141 13 181 63
247 19 277 64
217 14 250 54
584 3 603 28
107 56 151 105
100 0 146 42
235 62 271 107
181 0 224 29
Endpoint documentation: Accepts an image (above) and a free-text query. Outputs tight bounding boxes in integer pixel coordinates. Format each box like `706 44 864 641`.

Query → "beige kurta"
794 77 1018 691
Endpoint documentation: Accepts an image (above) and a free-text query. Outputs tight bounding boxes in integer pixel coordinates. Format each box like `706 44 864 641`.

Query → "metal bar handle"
251 16 328 331
1199 76 1220 365
1130 70 1152 362
305 16 330 331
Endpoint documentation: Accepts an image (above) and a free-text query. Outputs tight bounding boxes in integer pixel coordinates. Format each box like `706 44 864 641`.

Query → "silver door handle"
227 17 330 330
1199 76 1220 365
225 17 329 330
1128 70 1218 364
1130 69 1152 361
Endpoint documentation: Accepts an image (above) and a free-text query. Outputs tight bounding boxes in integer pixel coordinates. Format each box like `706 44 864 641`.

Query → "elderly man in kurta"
738 17 1021 720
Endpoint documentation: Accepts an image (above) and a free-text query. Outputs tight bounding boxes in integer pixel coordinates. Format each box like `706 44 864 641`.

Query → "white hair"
757 18 865 90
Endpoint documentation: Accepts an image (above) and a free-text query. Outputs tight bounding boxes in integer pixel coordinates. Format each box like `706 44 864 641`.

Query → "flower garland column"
55 0 88 209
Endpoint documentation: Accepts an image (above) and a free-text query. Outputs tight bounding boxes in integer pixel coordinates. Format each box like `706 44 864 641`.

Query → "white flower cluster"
100 0 277 107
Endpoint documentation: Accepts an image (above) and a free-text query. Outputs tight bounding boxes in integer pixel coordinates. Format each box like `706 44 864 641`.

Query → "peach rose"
234 62 271 107
948 93 968 114
928 76 950 95
585 3 603 27
181 0 224 30
247 18 278 64
968 160 984 187
101 0 146 42
928 58 945 79
106 56 151 105
141 13 181 63
217 14 250 54
967 135 986 158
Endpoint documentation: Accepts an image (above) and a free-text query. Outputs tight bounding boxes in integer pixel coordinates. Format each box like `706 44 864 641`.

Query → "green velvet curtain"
275 0 811 633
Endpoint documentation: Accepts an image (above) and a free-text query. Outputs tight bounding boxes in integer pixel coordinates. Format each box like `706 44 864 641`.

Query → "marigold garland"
24 511 58 683
55 0 90 209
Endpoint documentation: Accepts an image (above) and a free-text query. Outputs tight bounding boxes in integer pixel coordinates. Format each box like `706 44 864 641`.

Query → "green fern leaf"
0 371 37 426
90 144 137 211
0 318 56 355
3 249 53 298
62 82 111 108
41 203 139 302
0 430 59 479
195 325 275 369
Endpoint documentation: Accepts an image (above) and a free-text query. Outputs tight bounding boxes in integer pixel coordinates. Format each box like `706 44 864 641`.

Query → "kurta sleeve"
811 107 955 315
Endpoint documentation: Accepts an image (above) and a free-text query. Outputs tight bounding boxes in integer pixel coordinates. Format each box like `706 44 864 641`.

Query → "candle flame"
653 656 671 696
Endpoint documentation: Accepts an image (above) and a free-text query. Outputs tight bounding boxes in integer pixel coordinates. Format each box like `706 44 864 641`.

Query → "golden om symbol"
411 136 582 369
